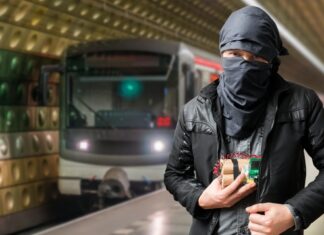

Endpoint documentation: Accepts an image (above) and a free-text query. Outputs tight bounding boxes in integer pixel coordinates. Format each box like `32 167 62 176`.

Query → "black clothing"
218 6 289 139
164 75 324 235
219 6 288 62
218 57 271 138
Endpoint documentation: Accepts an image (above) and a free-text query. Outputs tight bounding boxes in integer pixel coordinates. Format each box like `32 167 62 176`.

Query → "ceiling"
0 0 323 92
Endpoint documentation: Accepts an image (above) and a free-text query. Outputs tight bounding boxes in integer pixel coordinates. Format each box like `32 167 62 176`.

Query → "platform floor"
36 189 191 235
37 183 323 235
109 203 191 235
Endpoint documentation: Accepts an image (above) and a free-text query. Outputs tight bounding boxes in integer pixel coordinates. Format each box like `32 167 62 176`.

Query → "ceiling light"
53 0 62 7
10 31 22 48
103 17 110 24
60 26 68 34
80 9 88 16
31 17 41 26
26 34 38 51
46 22 54 30
68 4 76 12
92 12 100 20
0 5 9 16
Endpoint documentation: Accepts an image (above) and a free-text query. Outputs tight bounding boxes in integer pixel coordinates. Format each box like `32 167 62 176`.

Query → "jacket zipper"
256 105 278 202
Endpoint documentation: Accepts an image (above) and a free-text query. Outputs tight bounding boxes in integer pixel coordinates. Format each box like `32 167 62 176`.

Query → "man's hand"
198 173 256 209
246 203 295 235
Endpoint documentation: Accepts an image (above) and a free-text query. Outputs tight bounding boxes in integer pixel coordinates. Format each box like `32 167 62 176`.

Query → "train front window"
66 52 178 129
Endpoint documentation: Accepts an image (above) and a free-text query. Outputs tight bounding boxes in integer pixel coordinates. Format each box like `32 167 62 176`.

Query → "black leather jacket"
164 75 324 235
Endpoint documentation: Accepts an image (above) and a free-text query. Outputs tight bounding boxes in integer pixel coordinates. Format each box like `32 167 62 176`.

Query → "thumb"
246 203 271 214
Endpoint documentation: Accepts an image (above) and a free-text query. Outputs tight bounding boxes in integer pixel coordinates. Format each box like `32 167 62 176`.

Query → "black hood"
219 6 288 62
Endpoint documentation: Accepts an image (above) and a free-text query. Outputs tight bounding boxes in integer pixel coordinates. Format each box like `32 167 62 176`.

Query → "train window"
66 52 178 129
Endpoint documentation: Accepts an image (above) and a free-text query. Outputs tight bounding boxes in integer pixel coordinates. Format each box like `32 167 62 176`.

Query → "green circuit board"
244 158 262 183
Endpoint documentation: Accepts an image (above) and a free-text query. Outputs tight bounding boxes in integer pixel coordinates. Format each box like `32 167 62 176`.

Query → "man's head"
219 6 288 63
217 6 288 139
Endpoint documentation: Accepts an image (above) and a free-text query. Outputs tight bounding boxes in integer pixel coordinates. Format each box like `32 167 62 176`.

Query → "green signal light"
127 84 134 91
118 79 143 100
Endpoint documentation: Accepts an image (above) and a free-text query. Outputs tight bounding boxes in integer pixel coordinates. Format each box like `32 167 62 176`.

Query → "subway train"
42 39 223 204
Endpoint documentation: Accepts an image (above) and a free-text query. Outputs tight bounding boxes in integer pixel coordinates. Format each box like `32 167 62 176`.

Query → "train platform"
35 189 191 235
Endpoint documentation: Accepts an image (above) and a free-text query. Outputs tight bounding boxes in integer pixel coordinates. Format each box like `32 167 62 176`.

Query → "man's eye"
230 51 240 56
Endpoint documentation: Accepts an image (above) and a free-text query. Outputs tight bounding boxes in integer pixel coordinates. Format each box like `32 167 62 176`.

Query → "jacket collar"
199 80 220 100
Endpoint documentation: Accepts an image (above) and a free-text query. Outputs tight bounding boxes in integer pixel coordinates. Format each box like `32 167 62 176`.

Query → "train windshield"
66 52 178 129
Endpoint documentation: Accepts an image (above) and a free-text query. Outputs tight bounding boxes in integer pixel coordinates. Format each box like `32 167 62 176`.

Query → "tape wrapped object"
220 159 249 188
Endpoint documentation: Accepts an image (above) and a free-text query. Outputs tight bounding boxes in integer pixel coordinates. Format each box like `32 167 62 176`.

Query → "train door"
177 45 195 107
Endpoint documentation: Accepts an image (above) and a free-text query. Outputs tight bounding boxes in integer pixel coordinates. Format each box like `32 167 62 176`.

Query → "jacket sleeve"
164 109 212 220
286 90 324 228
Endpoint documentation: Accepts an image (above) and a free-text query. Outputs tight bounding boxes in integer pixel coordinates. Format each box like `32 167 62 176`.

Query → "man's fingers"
246 203 271 214
227 182 256 203
213 176 222 185
248 221 268 233
211 176 222 190
236 181 256 194
222 173 246 195
249 213 267 225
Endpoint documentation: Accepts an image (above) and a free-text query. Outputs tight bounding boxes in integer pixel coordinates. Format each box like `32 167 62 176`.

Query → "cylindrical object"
221 159 249 174
221 174 234 188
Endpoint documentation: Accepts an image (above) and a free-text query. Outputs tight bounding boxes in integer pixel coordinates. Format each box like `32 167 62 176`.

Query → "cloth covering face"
218 57 271 139
218 6 288 139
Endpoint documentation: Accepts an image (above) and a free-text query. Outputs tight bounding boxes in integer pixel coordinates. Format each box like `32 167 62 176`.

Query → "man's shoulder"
183 96 204 117
285 79 316 98
277 78 318 110
183 81 219 113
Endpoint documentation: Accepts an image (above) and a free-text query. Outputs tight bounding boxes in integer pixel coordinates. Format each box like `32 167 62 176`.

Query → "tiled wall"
0 49 60 216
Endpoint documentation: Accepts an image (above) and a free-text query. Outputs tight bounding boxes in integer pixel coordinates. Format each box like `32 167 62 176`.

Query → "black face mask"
217 57 272 139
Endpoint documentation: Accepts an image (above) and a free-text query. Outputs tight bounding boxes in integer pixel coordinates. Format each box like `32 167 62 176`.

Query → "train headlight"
78 140 89 151
153 140 165 152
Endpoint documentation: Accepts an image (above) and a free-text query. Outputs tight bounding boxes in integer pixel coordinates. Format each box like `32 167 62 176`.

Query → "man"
164 6 324 235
